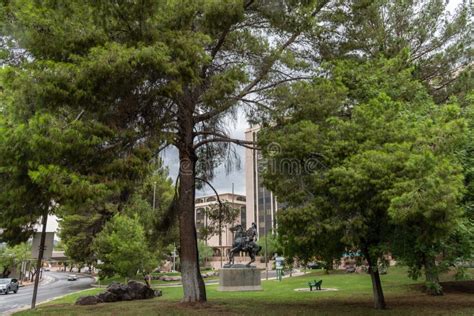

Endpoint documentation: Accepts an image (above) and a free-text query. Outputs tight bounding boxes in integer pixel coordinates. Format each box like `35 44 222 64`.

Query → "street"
0 271 95 314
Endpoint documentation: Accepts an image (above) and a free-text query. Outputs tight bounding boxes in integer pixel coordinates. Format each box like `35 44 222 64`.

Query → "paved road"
0 271 95 314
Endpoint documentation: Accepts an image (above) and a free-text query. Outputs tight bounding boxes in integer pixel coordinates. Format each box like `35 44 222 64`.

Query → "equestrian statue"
227 222 262 267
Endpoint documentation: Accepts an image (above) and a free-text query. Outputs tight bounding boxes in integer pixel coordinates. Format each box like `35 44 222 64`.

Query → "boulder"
107 282 129 296
76 295 100 305
76 281 160 306
127 281 157 299
127 280 148 299
121 293 133 301
97 291 119 303
142 287 156 300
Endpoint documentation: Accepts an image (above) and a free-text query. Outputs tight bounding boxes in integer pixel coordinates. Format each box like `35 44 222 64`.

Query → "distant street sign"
31 232 54 259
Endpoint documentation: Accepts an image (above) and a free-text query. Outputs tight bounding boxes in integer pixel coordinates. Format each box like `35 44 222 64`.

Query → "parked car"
67 274 77 281
307 262 321 269
0 278 19 295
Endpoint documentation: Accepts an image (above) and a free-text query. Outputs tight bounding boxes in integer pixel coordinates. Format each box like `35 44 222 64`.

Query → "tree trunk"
2 266 11 278
175 103 206 302
364 249 386 310
424 255 443 296
369 265 386 309
178 150 206 302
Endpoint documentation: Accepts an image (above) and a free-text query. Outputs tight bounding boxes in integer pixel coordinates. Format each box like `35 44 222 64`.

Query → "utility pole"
263 188 268 280
219 201 223 268
172 244 177 272
31 211 48 309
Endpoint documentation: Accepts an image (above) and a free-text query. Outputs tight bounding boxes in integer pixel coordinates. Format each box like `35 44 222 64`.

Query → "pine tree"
1 0 330 302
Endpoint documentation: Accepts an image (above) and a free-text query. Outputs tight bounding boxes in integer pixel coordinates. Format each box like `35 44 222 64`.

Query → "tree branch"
72 109 85 123
201 0 256 79
246 76 312 95
194 136 257 150
195 177 224 210
195 1 329 123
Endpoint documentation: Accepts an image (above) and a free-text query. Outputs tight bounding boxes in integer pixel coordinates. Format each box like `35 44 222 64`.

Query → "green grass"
15 267 474 316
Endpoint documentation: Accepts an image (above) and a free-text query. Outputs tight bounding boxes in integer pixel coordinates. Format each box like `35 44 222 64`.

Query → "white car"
0 278 19 294
67 274 77 281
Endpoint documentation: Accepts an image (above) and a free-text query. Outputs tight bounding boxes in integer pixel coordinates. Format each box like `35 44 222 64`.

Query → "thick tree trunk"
424 255 443 296
368 265 386 309
177 149 206 302
175 101 206 302
364 249 386 310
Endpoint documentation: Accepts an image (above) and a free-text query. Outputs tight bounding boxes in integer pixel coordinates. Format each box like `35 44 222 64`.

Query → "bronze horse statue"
228 223 262 267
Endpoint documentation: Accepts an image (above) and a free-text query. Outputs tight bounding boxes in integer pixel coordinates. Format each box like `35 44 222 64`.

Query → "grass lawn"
15 267 474 316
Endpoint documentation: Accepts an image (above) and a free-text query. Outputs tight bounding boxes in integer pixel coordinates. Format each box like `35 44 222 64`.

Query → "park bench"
308 279 322 291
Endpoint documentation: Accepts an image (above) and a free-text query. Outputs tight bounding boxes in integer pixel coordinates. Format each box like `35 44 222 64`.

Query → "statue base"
222 263 251 269
218 267 262 291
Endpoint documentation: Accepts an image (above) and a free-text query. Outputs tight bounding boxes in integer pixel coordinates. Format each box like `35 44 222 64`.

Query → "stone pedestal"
218 267 262 291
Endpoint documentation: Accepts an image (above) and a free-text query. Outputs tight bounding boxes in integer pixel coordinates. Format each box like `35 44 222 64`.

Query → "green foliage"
260 55 468 302
198 202 239 242
313 0 473 104
425 281 443 296
122 162 176 252
0 0 333 302
3 0 469 304
93 214 158 279
197 240 213 266
0 242 31 277
257 233 282 262
454 266 472 281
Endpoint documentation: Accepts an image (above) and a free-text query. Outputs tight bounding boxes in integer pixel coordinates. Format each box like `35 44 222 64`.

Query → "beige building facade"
195 193 247 258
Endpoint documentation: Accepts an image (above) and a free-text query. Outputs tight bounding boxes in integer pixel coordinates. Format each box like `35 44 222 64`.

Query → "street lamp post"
263 189 268 280
172 244 177 272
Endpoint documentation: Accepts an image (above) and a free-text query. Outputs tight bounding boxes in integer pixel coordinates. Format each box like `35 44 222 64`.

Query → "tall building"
245 126 279 238
194 193 247 257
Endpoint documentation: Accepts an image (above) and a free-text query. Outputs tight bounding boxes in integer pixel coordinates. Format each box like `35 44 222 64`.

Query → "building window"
240 206 246 229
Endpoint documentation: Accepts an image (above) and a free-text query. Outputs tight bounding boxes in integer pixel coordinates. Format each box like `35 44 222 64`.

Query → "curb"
4 287 96 316
4 274 95 316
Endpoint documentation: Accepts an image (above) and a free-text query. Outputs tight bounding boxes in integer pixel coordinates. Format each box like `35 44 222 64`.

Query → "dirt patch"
440 280 474 294
411 280 474 294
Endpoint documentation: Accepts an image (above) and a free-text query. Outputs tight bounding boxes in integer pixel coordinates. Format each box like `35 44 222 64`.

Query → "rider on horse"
228 222 261 266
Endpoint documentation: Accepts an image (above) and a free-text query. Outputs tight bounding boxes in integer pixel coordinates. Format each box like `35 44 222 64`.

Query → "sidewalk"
155 269 307 288
18 274 54 288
